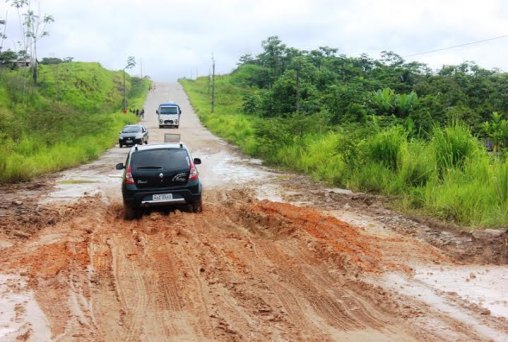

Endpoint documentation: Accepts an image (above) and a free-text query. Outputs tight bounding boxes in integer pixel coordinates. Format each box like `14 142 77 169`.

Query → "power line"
404 34 508 58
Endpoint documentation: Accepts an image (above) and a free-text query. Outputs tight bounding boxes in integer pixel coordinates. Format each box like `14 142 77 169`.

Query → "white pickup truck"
156 102 181 129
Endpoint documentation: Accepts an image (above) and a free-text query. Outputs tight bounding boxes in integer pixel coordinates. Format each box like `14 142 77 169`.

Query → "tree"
380 51 404 67
23 9 54 83
261 68 319 117
369 88 419 118
0 49 19 69
482 112 508 152
7 0 54 84
123 56 136 111
40 56 63 64
0 18 7 51
237 53 254 66
258 36 288 86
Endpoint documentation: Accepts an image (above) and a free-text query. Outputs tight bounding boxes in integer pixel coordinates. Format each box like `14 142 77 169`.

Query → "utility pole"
211 54 215 113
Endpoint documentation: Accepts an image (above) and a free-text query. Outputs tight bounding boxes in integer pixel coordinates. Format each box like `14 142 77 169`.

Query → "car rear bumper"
119 138 143 146
122 183 201 208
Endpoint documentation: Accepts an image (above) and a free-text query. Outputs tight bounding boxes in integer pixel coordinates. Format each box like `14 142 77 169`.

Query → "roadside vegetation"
0 61 149 183
182 36 508 228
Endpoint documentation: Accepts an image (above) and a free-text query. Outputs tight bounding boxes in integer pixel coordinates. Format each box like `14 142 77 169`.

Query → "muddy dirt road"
1 83 507 341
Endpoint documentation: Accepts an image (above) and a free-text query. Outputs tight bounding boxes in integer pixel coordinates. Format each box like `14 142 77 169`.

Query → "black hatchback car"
115 143 202 219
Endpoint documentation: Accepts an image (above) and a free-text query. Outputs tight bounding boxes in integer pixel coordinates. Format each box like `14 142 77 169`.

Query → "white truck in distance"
156 102 181 129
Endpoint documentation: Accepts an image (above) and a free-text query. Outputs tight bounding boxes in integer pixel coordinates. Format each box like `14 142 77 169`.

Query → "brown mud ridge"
1 189 506 341
1 176 506 266
278 175 508 265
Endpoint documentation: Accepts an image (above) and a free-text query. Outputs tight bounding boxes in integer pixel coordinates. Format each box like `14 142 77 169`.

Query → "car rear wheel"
124 204 141 220
191 198 203 213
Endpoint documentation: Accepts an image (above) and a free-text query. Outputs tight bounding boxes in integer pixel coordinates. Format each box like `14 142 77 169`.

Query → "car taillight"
189 162 199 181
124 165 135 184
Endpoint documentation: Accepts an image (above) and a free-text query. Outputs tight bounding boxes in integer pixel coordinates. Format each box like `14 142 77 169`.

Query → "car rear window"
131 149 189 170
159 106 179 114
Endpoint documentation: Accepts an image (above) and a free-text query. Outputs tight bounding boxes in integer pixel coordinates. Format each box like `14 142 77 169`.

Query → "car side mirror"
156 110 159 114
115 163 125 170
193 158 201 165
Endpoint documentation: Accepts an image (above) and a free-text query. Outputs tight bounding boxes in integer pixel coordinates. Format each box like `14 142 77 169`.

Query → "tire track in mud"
223 211 403 340
91 213 206 341
165 191 412 341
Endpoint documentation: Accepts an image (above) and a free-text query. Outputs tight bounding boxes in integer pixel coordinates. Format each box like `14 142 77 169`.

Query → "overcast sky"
1 0 507 81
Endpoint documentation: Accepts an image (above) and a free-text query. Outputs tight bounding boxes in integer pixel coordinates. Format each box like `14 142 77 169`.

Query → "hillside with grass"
181 36 508 228
0 62 149 183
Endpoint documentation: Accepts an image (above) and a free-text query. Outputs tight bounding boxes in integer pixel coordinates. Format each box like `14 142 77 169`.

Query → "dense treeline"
236 36 508 146
182 36 508 227
0 62 149 183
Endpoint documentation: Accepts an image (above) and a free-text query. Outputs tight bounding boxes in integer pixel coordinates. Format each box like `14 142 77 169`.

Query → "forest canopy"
233 36 508 147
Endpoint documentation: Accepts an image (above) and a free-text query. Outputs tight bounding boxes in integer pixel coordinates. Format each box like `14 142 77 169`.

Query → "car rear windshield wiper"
136 166 163 169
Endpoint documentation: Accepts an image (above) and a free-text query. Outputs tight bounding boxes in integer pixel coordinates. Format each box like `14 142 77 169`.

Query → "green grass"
181 75 508 228
0 63 149 183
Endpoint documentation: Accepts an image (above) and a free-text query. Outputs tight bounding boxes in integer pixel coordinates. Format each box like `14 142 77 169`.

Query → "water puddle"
255 183 285 202
44 174 120 202
412 265 508 318
374 267 508 341
0 274 51 341
193 150 277 188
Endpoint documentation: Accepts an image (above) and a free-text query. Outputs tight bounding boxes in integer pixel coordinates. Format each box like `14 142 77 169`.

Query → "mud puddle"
411 265 508 318
0 274 51 341
373 271 508 341
192 149 278 189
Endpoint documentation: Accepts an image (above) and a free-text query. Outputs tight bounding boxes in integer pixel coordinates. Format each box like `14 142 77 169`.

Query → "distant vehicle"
156 102 181 129
119 124 149 147
115 142 202 219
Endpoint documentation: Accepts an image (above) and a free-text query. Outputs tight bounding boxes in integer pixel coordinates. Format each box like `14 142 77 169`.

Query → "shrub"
363 126 406 171
431 123 481 177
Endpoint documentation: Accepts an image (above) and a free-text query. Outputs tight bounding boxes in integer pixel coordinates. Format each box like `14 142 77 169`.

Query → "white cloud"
0 0 507 80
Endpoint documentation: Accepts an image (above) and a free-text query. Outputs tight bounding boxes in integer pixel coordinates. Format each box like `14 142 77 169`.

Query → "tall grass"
431 123 481 176
182 76 508 228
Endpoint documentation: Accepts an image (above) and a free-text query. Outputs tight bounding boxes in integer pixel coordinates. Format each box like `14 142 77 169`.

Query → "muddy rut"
0 82 507 341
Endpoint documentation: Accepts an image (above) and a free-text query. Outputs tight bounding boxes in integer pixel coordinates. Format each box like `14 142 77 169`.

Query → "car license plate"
153 193 172 201
126 139 132 142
